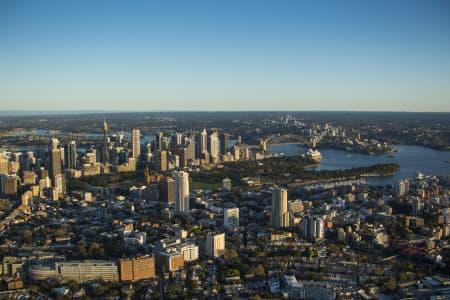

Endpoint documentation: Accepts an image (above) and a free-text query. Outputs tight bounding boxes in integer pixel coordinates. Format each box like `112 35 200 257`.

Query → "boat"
305 148 322 161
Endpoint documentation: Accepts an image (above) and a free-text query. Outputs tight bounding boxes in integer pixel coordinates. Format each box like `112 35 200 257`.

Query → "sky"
1 0 450 112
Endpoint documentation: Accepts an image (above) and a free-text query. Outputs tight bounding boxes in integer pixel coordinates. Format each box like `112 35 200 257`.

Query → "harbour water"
269 144 450 185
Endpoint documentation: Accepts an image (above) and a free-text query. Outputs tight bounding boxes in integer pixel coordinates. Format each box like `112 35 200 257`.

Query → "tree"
20 229 32 245
73 243 87 259
88 242 104 258
93 285 108 297
224 248 238 259
227 268 240 277
253 264 265 277
384 277 397 293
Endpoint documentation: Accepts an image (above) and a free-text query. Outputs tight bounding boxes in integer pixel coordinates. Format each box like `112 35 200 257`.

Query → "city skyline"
1 0 450 112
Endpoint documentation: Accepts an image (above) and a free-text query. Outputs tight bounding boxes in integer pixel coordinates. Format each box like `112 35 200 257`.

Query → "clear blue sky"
1 0 449 111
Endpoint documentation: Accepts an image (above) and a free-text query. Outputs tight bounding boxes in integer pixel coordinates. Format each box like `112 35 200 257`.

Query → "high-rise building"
156 249 184 272
155 132 164 151
200 128 208 154
224 207 239 228
21 190 33 207
397 179 409 197
29 260 119 283
413 197 423 216
179 148 188 168
49 138 62 180
233 145 240 161
119 256 155 282
174 171 189 215
101 117 110 164
0 157 9 174
155 150 167 172
159 177 174 204
53 174 66 195
205 232 225 257
272 187 289 228
175 132 183 146
178 243 199 262
0 174 19 195
20 151 34 172
209 132 220 161
220 133 230 154
64 141 77 169
302 215 324 240
185 137 196 162
132 129 141 159
22 171 36 185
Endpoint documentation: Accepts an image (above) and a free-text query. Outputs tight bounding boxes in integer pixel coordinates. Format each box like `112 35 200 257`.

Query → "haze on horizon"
1 0 450 112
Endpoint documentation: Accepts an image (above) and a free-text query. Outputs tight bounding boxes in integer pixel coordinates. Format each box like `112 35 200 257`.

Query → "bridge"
265 134 312 147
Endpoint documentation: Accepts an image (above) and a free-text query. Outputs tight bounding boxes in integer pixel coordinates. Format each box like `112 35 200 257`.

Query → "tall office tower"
174 171 190 216
179 148 188 168
156 132 164 151
185 138 196 162
200 128 208 154
302 215 324 240
54 173 66 195
205 232 225 257
219 133 230 154
60 147 65 167
155 150 167 172
272 187 289 228
0 157 9 174
176 132 183 146
413 197 423 216
20 151 34 172
49 138 62 180
64 141 77 169
132 129 141 159
118 131 125 146
159 177 174 204
0 174 19 195
233 145 240 161
101 117 110 164
208 132 220 160
224 207 239 228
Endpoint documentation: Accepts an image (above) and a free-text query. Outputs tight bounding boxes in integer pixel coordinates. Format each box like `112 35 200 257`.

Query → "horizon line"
1 109 450 116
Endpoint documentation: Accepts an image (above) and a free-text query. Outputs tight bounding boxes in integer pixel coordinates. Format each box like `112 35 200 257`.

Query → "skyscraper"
185 137 196 163
302 215 324 240
101 117 109 164
64 141 77 169
219 133 230 154
272 187 289 228
174 171 190 216
132 129 141 159
209 132 219 161
155 150 167 172
159 177 174 204
200 128 208 154
397 179 409 197
49 138 62 180
155 132 164 151
175 132 183 146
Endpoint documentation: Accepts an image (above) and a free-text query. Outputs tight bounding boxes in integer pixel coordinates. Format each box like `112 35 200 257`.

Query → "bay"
269 144 450 185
